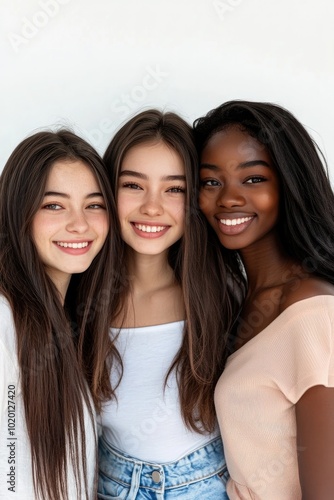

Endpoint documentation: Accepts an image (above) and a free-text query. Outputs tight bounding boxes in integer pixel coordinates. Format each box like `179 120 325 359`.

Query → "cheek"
116 203 126 224
256 192 279 214
31 215 53 243
117 194 134 221
198 191 213 215
99 216 109 240
172 199 186 223
178 211 185 231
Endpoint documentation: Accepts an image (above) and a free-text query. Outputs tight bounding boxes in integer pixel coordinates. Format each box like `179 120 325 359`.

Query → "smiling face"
199 126 280 252
117 141 186 258
32 159 109 296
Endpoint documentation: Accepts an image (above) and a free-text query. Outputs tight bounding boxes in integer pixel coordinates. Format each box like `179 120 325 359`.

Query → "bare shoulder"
280 277 334 313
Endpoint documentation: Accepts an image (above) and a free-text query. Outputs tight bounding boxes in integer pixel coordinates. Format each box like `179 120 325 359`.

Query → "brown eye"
245 176 266 184
43 203 62 210
200 179 221 187
87 204 105 209
167 186 186 193
122 182 142 190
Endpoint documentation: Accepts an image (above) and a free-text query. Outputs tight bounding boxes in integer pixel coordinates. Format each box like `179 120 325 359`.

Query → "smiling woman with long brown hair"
0 130 120 499
97 109 238 499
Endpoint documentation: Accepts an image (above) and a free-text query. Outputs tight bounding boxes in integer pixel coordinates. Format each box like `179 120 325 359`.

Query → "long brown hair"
0 130 120 499
103 109 239 432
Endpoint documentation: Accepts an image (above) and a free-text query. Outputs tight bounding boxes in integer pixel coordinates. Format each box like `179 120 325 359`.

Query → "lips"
219 216 253 227
56 241 89 248
134 223 167 233
54 240 93 254
215 214 255 235
131 222 170 238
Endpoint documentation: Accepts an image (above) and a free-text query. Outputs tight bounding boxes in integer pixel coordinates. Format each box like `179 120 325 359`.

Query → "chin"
65 264 92 275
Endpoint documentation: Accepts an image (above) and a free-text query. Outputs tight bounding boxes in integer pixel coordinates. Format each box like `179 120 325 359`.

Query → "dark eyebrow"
200 163 220 171
119 170 147 180
162 175 186 182
238 160 271 169
44 191 103 198
200 160 271 171
119 170 186 182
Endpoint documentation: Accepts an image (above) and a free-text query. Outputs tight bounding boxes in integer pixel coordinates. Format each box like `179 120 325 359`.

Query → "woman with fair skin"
194 100 334 499
97 110 236 499
0 130 120 499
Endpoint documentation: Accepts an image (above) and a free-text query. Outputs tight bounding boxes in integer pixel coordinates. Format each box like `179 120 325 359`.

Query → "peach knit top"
215 295 334 499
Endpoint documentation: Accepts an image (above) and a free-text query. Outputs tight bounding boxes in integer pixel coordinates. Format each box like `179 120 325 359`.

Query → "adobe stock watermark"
249 440 305 495
8 0 72 53
84 64 169 149
212 0 243 21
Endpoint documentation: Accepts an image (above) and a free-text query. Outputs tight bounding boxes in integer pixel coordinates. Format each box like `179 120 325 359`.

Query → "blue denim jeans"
98 435 229 499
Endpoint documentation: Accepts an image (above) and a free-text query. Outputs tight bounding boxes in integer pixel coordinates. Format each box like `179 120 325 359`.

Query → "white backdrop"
1 0 333 178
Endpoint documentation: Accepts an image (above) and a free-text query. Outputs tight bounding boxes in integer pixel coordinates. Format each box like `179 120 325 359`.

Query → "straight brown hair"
0 130 120 499
103 110 240 432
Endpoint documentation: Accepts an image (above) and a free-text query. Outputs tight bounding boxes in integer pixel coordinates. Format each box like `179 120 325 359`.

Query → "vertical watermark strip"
6 384 16 493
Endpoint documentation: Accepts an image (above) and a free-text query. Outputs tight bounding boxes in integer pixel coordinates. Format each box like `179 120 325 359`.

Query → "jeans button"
152 470 161 483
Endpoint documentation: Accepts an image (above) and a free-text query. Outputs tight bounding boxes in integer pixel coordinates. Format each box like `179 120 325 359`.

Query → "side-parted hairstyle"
103 109 239 432
193 100 334 287
0 130 120 500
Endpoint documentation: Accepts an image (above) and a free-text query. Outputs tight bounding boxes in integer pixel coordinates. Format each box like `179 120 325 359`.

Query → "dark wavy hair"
0 130 121 499
193 99 334 287
103 109 238 432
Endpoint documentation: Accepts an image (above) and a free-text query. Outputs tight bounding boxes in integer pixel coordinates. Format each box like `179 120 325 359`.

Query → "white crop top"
99 321 219 462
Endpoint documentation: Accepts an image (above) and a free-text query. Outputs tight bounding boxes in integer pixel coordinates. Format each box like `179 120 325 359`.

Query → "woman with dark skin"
194 100 334 499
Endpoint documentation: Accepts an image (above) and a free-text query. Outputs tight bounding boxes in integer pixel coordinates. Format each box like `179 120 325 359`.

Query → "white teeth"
57 242 89 248
135 224 166 233
219 217 253 226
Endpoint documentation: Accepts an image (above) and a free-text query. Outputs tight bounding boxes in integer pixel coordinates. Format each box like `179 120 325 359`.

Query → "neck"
126 248 175 293
48 273 71 305
240 231 298 293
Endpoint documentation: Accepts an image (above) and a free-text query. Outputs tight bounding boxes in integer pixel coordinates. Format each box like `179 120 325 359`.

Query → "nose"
216 184 245 209
139 191 164 217
66 209 90 233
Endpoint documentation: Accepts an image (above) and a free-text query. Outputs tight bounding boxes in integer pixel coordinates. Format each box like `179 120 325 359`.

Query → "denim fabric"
98 435 229 499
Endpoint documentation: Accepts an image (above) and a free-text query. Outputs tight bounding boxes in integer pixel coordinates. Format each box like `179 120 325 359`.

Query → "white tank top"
99 321 219 462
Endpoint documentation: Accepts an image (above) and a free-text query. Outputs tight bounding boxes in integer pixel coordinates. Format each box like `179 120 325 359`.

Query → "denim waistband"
99 434 226 491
